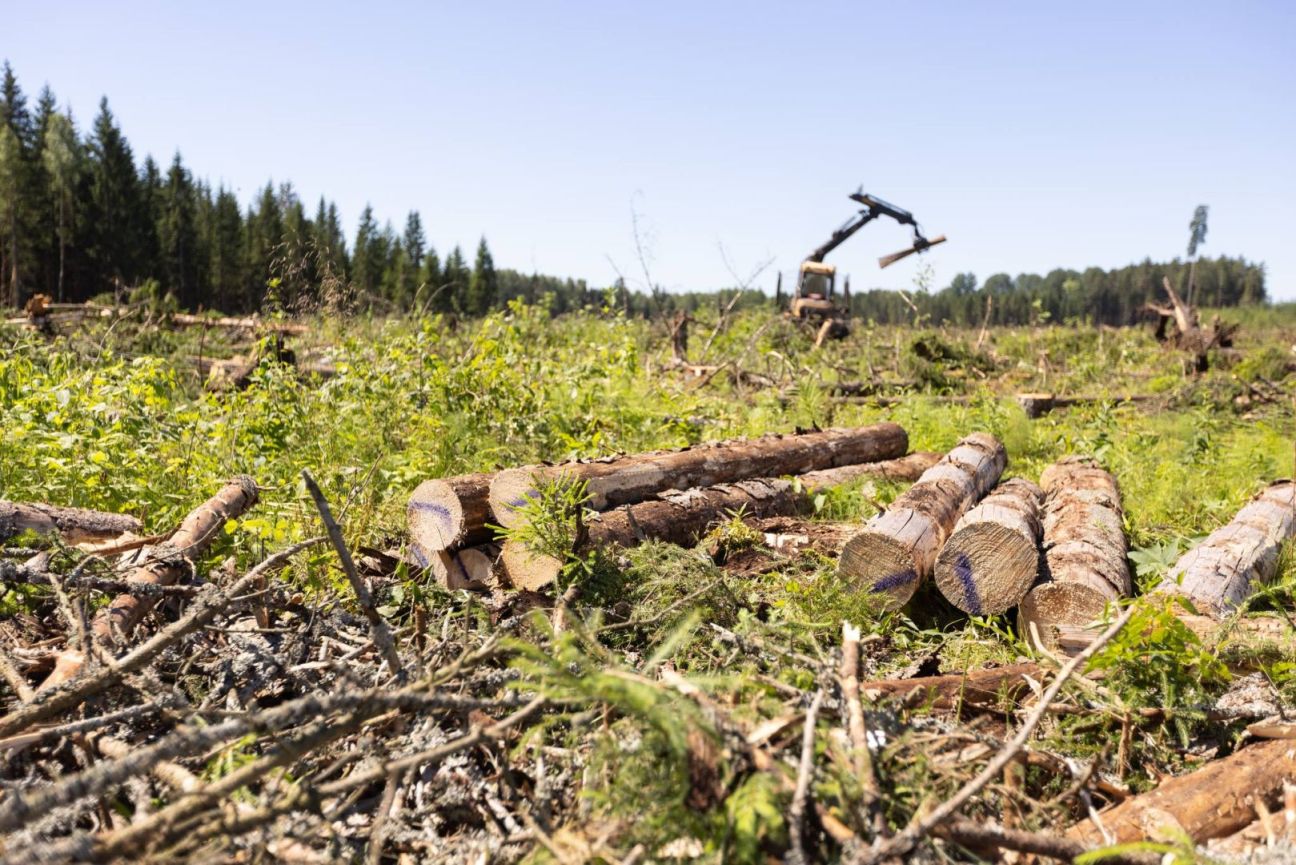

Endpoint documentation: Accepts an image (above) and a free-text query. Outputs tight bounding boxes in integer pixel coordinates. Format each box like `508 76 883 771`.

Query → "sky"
7 1 1296 298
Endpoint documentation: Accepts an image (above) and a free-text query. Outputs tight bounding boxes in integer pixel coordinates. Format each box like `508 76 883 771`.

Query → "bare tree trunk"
1019 457 1129 650
0 500 142 545
837 433 1007 610
1067 738 1296 847
39 477 259 691
489 422 908 531
934 478 1043 615
1156 481 1296 618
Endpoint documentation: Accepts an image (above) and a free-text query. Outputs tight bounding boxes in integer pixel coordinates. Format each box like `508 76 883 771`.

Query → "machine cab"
797 261 836 300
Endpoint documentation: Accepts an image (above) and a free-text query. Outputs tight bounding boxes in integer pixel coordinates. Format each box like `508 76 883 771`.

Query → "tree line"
0 61 1269 324
0 62 606 315
844 256 1266 327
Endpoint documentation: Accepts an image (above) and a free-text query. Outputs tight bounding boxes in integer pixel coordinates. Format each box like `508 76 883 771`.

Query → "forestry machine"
786 188 947 322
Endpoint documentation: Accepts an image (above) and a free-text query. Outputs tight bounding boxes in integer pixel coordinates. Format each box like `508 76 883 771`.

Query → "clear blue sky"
9 1 1296 297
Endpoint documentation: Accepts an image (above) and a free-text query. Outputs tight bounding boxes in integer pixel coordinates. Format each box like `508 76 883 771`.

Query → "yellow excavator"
783 189 947 324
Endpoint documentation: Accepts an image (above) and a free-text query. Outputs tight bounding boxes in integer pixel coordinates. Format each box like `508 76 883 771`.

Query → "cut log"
451 543 501 591
934 478 1043 615
407 473 496 559
38 477 259 691
837 432 1008 611
0 501 141 545
501 477 807 591
1016 392 1159 419
1019 458 1130 650
1056 612 1296 663
497 454 940 591
1067 739 1296 847
170 312 308 335
1156 481 1296 618
795 451 941 485
860 662 1041 713
489 422 908 530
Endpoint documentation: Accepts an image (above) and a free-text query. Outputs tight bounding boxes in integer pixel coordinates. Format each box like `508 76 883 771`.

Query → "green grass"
5 301 1296 861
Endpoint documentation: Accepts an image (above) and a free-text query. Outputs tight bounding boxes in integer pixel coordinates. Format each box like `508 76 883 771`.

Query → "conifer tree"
0 125 23 304
467 236 498 315
158 153 198 307
41 111 80 301
209 186 243 310
351 205 380 298
441 244 469 313
87 98 144 295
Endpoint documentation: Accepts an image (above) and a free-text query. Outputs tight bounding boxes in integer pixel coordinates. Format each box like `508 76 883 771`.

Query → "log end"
935 522 1039 615
500 540 564 592
1018 581 1114 651
488 468 543 531
451 545 502 592
408 479 468 553
838 530 924 611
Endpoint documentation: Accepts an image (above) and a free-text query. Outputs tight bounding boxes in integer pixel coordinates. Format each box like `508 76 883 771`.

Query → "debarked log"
837 432 1007 610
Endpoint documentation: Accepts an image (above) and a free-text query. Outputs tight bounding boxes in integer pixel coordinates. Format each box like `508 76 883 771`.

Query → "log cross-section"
837 433 1008 611
407 472 496 562
1156 481 1296 618
1019 457 1130 649
934 477 1043 615
488 422 908 531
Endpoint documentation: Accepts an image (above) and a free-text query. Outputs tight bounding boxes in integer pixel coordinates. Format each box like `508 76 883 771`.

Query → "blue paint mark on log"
411 546 429 568
409 501 452 529
955 552 982 614
873 568 918 592
507 489 541 510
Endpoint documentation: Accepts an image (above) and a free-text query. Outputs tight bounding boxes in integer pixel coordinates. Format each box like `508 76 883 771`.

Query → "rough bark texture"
837 432 1008 611
488 422 908 530
407 473 496 561
39 476 259 691
1067 739 1296 846
1019 457 1130 650
796 451 941 485
502 477 806 591
0 500 141 545
934 478 1043 615
860 662 1041 713
1155 481 1296 618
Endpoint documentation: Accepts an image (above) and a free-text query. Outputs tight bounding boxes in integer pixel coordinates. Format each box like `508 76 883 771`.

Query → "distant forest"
0 62 1269 326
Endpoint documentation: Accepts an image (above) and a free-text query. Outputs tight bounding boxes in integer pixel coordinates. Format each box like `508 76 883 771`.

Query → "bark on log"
1155 481 1296 618
837 433 1008 611
1016 392 1159 419
860 662 1041 713
1056 612 1296 662
170 313 307 335
934 478 1044 615
489 422 908 530
497 454 940 591
407 473 496 560
502 477 807 590
39 477 259 690
0 501 141 545
1019 458 1130 650
1067 739 1296 847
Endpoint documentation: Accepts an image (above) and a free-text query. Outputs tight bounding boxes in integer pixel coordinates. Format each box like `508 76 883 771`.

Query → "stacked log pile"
408 422 944 591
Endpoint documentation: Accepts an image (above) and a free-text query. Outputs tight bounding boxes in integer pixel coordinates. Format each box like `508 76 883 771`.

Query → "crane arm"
805 210 878 263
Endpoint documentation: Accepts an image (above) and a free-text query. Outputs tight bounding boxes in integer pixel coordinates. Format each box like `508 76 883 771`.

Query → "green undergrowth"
6 302 1296 861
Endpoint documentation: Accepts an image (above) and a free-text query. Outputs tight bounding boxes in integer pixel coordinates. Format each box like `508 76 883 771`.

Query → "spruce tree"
351 205 379 298
441 245 469 313
467 236 498 315
209 186 243 310
87 98 144 295
158 153 198 307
